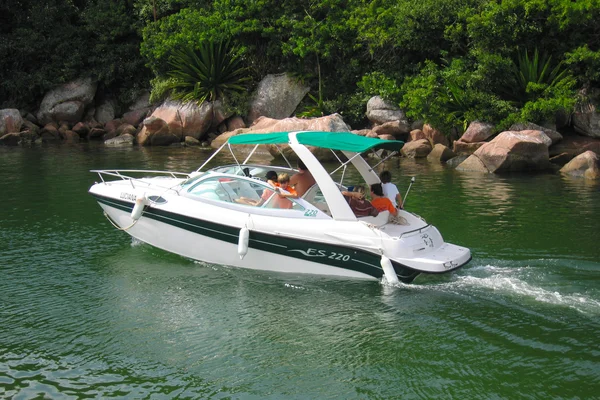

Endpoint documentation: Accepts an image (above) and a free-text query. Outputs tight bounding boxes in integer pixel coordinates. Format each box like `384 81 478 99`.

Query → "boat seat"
358 211 390 227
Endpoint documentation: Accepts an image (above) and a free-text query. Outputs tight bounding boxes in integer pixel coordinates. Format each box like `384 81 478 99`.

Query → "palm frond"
163 40 250 105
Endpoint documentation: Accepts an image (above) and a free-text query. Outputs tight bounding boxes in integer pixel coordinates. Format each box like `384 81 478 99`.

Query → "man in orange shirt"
369 183 398 216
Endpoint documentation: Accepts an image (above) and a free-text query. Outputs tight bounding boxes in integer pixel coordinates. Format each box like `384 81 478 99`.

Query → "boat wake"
383 263 600 316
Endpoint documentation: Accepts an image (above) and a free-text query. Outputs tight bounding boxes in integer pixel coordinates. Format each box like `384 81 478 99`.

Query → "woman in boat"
369 183 398 217
341 185 379 217
236 170 279 206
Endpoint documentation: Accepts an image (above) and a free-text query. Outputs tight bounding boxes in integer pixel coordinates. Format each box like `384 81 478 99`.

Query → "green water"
1 144 599 399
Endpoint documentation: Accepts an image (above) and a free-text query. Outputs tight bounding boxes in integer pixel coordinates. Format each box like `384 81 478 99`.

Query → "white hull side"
99 203 379 280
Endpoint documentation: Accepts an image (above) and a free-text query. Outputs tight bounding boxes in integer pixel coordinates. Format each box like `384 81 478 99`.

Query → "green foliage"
158 41 250 105
400 60 515 133
0 0 150 110
565 45 600 88
357 72 402 104
0 0 597 130
0 0 86 108
506 48 570 106
297 93 326 118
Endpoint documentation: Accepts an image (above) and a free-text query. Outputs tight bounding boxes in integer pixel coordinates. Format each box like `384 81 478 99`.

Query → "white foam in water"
284 283 306 290
451 264 600 315
130 238 145 247
381 264 600 315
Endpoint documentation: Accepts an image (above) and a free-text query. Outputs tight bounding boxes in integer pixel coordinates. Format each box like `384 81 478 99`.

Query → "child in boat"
380 170 403 209
370 183 398 216
272 173 298 209
341 185 379 217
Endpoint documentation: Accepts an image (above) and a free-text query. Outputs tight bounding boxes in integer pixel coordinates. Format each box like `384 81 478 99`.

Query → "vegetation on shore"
1 0 599 132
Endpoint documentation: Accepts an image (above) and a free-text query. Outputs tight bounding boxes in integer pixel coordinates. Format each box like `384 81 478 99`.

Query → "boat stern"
385 225 471 274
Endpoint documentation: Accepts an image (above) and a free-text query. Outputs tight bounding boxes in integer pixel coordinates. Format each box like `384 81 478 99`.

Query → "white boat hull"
91 181 471 284
98 201 377 280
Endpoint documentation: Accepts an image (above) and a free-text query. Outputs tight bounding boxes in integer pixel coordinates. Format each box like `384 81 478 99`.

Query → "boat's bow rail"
90 169 191 192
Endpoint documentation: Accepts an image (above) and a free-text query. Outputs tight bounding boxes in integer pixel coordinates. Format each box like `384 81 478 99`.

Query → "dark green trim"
91 193 426 282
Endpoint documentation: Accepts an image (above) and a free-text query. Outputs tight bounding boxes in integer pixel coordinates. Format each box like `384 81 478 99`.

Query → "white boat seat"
358 211 390 227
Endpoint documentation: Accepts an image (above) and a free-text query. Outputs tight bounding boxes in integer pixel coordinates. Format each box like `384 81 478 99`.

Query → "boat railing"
91 169 191 191
398 224 432 238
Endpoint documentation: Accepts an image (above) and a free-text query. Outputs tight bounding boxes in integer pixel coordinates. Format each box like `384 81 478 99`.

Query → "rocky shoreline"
1 75 599 180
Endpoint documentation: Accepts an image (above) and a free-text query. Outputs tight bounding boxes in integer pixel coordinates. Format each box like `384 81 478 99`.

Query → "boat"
89 131 471 284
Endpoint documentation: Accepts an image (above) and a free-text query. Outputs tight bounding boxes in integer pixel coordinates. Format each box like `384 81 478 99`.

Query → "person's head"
370 183 384 197
297 160 307 171
380 170 392 183
353 185 365 194
266 171 278 182
278 173 290 188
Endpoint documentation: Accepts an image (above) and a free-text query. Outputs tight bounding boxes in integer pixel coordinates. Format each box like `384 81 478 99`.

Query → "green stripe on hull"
91 193 421 283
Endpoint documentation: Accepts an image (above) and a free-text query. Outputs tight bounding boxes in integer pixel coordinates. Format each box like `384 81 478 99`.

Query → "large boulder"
247 73 310 125
549 135 600 161
453 140 485 156
572 107 600 138
460 121 495 143
372 120 410 138
366 96 407 125
510 122 562 145
211 114 351 160
94 98 116 124
0 109 23 135
559 150 600 179
456 131 551 173
116 123 137 137
226 116 246 132
122 109 149 127
137 116 177 146
409 129 426 142
247 113 350 133
36 77 97 124
401 139 432 158
149 100 213 141
422 124 449 147
427 144 456 163
104 119 123 138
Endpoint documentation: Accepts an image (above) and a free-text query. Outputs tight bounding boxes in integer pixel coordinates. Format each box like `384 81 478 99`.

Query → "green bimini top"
227 131 404 153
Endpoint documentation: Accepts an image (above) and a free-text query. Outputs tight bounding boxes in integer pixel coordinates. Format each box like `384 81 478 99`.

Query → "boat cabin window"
186 176 306 212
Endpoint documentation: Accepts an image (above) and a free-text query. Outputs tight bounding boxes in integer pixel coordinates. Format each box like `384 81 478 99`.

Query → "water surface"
1 144 599 399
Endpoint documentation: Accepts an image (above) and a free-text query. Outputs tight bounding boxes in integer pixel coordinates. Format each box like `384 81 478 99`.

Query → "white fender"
238 227 249 259
131 193 147 220
380 255 399 285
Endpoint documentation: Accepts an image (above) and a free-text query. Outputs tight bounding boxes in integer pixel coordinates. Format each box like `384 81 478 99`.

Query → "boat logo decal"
120 192 137 201
288 248 351 262
303 210 318 217
421 233 434 248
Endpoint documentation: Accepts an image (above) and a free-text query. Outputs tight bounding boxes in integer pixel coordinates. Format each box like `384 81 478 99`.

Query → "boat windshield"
208 164 296 181
184 174 327 217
